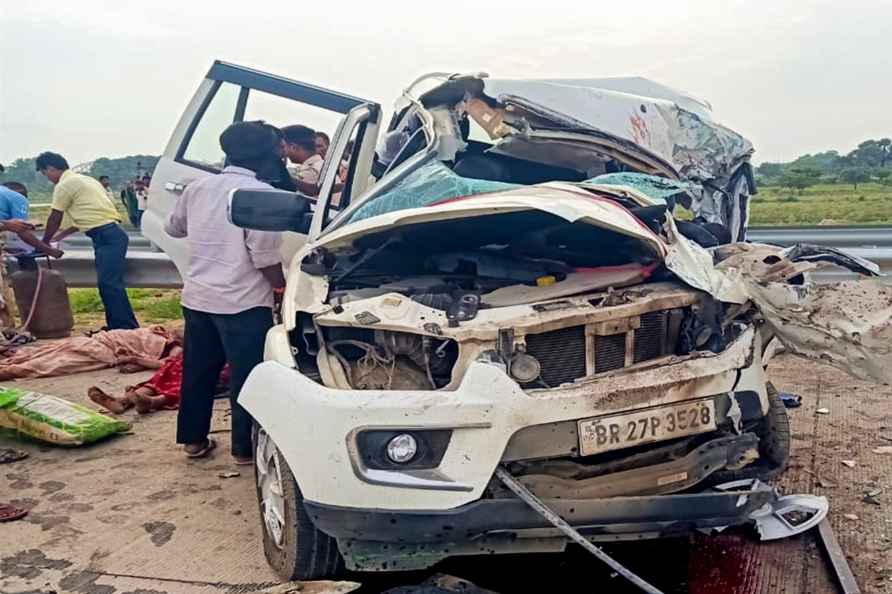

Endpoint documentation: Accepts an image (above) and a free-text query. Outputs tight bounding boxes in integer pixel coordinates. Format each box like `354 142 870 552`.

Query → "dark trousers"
86 223 139 330
177 306 273 458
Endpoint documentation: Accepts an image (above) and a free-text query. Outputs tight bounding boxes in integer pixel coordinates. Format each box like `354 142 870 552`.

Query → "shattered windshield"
344 161 520 224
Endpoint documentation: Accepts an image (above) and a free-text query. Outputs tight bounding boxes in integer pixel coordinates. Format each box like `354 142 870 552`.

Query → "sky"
2 0 890 166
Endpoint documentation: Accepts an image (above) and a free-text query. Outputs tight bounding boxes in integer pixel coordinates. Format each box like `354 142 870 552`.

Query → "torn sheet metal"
662 217 748 304
743 280 892 384
674 237 892 384
782 244 880 277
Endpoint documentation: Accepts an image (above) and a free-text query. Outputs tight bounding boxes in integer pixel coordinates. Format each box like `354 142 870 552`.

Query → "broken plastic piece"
712 479 828 541
778 392 802 408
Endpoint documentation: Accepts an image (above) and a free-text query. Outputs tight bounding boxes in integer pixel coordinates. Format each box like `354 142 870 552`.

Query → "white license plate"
578 400 716 457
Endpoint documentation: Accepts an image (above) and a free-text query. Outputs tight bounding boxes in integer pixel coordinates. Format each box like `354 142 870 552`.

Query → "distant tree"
838 167 872 189
789 151 846 174
847 140 888 168
779 167 819 193
0 157 54 196
876 169 892 185
756 162 784 178
879 138 892 168
88 155 158 189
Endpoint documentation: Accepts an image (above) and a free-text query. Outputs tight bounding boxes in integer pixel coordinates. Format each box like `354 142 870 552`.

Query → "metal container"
11 258 74 339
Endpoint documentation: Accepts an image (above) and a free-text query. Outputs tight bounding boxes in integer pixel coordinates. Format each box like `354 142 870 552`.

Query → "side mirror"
228 188 312 234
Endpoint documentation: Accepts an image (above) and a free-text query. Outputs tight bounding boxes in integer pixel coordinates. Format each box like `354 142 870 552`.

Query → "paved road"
5 354 885 593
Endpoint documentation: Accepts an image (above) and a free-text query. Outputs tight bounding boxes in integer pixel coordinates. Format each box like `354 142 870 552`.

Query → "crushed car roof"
406 74 754 182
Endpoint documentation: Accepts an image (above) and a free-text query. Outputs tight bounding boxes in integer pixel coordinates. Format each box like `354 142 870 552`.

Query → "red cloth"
139 352 230 407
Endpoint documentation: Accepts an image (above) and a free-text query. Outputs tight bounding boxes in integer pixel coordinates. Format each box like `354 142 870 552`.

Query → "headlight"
385 433 418 464
356 429 452 470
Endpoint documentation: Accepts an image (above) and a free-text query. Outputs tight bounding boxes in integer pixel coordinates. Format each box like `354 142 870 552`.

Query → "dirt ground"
2 355 891 594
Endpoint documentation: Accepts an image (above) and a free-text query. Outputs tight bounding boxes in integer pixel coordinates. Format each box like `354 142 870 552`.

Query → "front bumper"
306 479 777 571
240 326 763 511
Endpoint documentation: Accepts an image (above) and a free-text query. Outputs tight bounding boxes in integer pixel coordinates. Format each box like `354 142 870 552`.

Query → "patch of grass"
67 288 182 327
749 183 892 225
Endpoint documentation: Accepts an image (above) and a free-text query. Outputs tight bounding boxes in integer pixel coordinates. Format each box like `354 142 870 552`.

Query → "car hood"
315 182 667 257
296 187 892 386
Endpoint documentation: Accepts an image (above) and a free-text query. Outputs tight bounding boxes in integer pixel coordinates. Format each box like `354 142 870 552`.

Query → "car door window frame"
175 80 237 174
310 103 380 238
175 60 374 176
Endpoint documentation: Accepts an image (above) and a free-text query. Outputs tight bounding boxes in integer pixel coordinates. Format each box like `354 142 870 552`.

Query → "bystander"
36 151 138 330
164 121 286 464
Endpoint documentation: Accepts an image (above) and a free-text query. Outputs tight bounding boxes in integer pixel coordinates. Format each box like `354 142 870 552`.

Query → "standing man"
282 125 323 195
0 183 62 257
314 131 331 159
164 121 286 464
36 151 139 330
133 178 149 227
98 175 115 202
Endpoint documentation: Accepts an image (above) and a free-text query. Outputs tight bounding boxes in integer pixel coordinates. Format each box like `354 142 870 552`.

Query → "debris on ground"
863 488 883 506
0 502 28 522
779 392 803 408
0 447 28 463
843 513 860 521
841 459 858 468
0 386 130 445
253 581 360 594
218 471 240 479
817 408 831 415
872 446 892 455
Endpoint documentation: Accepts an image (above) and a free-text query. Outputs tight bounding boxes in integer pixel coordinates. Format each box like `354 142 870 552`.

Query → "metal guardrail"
19 226 892 289
7 250 183 289
748 225 892 248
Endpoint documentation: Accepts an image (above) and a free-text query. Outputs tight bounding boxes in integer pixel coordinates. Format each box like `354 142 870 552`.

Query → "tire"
253 424 343 581
709 382 791 484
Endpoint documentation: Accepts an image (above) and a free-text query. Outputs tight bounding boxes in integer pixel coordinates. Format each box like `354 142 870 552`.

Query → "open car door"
144 61 381 275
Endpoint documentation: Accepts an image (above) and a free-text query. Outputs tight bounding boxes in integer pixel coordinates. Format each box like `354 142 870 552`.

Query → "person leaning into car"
164 121 286 465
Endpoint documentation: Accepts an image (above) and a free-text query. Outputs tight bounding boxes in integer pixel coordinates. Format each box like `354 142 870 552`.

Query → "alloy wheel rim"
256 428 286 549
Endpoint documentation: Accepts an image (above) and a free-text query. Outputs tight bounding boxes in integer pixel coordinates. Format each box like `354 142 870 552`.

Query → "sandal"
0 503 28 522
184 438 217 459
0 449 28 465
233 455 254 466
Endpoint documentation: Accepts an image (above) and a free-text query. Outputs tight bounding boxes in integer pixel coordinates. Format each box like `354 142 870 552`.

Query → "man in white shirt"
282 125 324 193
164 121 286 464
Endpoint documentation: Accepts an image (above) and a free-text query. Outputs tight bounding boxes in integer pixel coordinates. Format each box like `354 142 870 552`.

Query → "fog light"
385 433 418 464
509 352 541 384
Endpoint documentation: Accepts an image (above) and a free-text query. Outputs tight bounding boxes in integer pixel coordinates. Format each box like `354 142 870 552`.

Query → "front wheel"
253 425 343 580
709 382 791 484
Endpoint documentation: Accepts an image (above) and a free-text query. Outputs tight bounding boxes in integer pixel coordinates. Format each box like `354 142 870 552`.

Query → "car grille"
634 310 669 363
524 325 587 387
523 310 675 388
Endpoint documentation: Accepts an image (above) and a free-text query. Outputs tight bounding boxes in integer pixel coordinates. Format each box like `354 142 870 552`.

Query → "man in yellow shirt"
36 152 138 330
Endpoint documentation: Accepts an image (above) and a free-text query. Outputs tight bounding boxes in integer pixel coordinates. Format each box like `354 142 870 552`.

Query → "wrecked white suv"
147 62 891 580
